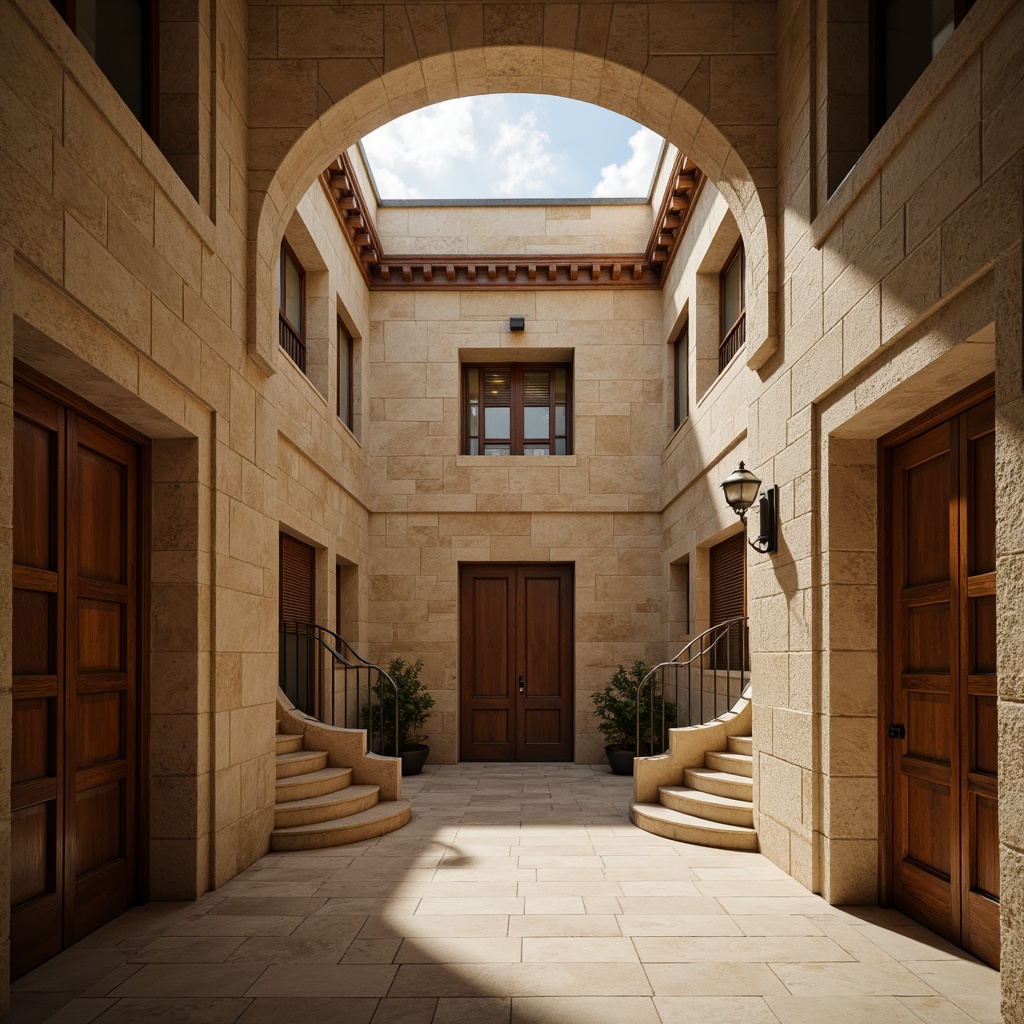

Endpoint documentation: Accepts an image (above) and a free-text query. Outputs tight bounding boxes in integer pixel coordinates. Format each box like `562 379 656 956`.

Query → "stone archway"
246 5 778 375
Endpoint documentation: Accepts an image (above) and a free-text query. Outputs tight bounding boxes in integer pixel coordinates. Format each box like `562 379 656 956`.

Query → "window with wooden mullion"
464 364 570 456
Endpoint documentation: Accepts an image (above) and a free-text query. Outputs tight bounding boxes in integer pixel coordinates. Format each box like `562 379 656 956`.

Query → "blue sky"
360 95 664 201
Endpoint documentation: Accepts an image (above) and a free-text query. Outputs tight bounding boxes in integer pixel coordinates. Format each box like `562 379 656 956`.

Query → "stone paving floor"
12 763 1003 1024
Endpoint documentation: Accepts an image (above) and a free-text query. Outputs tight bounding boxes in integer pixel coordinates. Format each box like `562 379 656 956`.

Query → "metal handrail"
635 616 749 756
278 620 400 757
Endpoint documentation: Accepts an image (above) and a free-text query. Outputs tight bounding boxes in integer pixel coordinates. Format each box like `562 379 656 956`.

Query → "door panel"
460 564 573 762
518 568 573 761
886 391 998 968
11 377 143 979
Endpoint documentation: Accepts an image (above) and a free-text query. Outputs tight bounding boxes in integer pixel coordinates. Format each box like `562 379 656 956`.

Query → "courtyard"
12 765 1001 1024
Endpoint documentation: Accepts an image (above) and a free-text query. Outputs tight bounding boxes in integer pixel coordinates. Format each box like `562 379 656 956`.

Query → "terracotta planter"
604 745 636 776
400 744 429 776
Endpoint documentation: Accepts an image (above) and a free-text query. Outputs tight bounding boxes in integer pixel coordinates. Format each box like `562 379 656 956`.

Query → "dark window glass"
464 364 571 456
674 325 688 430
338 320 353 429
719 243 746 372
279 243 306 371
878 0 971 124
52 0 154 133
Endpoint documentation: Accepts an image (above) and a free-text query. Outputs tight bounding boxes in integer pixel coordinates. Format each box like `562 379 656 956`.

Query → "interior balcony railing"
278 314 306 372
635 616 749 756
718 311 746 372
278 620 399 757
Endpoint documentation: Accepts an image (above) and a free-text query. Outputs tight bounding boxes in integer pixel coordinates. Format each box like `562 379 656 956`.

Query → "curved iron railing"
278 620 400 757
635 616 749 756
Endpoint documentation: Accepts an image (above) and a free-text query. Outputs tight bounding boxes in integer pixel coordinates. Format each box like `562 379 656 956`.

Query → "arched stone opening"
247 36 777 376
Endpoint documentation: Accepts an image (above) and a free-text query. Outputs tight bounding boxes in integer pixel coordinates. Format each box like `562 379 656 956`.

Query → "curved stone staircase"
630 732 756 849
631 690 757 851
273 720 410 851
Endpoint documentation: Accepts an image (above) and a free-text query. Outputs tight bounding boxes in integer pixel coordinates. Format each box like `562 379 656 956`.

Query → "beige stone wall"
366 286 667 764
376 200 655 255
0 0 278 1007
1 0 1023 1017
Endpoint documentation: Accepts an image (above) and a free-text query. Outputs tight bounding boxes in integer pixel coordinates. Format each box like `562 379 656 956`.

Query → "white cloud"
590 127 662 197
491 112 560 195
361 99 478 193
368 166 422 200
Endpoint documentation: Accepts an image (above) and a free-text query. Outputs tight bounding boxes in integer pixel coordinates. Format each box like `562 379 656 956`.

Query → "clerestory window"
50 0 157 136
463 364 571 456
874 0 975 129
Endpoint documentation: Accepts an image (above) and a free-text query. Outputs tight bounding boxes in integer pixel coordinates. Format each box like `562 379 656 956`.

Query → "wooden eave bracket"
321 149 705 291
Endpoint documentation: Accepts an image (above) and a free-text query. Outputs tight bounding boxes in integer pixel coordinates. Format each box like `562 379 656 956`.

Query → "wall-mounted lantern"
509 315 525 332
721 461 778 554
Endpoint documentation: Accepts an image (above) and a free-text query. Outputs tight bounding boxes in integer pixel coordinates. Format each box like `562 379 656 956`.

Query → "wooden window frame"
869 0 976 136
50 0 159 138
462 363 572 457
673 322 689 430
338 317 354 430
279 240 306 373
718 240 746 373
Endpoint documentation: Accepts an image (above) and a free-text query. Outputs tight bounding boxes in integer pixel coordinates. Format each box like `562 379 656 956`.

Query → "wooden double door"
884 387 999 967
459 564 574 761
11 375 146 979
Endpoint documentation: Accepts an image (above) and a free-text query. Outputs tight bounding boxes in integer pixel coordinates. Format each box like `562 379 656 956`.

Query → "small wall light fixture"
509 315 525 332
721 461 779 554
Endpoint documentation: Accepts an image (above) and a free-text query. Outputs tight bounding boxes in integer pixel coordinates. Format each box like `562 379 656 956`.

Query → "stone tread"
274 766 353 802
275 749 328 779
274 784 380 828
630 802 758 851
683 766 753 800
275 732 303 754
727 735 752 755
705 750 753 777
658 784 754 827
271 799 412 851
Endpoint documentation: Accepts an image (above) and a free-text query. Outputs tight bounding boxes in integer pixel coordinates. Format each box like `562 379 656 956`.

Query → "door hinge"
887 723 906 740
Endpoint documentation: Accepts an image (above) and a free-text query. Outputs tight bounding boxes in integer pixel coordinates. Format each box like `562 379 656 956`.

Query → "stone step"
275 749 328 780
275 732 303 755
274 766 353 803
630 801 758 851
683 766 753 801
727 735 752 756
658 785 754 828
271 799 412 851
705 749 753 778
275 784 380 828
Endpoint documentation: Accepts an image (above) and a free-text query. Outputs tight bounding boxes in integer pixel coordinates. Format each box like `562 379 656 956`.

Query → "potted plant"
364 657 436 775
591 660 676 775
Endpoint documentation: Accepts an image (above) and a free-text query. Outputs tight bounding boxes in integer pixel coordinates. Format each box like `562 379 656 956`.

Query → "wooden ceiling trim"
320 149 705 290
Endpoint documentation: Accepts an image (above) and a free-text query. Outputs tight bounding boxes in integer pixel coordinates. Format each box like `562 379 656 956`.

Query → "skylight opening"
360 95 665 204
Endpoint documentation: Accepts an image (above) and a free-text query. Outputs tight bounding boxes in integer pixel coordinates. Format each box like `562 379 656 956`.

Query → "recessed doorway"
458 564 574 762
881 382 999 968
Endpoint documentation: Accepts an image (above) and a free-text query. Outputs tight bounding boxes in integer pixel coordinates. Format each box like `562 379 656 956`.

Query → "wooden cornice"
320 150 705 291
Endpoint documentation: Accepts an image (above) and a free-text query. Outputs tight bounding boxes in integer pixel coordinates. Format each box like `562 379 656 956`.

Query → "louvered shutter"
710 532 746 667
280 533 315 624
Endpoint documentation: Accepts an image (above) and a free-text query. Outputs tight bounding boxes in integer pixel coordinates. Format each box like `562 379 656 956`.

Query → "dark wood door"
886 392 998 967
280 533 315 624
710 532 746 667
12 378 143 979
459 564 573 762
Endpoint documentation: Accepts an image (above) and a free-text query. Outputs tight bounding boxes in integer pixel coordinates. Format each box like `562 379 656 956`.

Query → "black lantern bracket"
748 484 778 554
720 461 779 555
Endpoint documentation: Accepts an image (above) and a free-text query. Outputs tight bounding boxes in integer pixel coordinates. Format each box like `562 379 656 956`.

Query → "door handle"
518 675 525 693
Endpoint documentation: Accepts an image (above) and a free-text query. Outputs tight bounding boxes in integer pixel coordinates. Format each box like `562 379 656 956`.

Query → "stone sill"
455 455 578 468
811 0 1011 248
